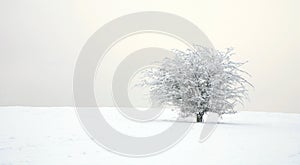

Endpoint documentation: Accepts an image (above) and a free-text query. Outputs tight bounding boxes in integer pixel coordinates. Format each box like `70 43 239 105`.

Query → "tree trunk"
196 112 203 122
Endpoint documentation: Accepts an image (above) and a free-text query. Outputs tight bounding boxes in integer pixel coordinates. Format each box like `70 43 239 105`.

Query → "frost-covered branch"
138 45 252 120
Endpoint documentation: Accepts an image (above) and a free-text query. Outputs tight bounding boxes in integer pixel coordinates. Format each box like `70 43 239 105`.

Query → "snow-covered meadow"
0 107 300 165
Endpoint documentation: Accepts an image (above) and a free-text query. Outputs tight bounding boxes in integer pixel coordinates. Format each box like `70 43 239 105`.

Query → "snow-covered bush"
139 45 252 122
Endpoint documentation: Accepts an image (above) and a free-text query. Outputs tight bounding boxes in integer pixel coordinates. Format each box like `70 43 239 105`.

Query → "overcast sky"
0 0 299 113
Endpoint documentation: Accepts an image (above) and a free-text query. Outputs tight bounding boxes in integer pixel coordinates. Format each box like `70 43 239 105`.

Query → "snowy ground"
0 107 300 165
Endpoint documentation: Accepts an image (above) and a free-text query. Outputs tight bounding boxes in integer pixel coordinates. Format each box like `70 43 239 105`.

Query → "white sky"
0 0 299 113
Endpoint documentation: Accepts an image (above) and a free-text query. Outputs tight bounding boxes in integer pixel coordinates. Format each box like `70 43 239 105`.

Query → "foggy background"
0 0 299 113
